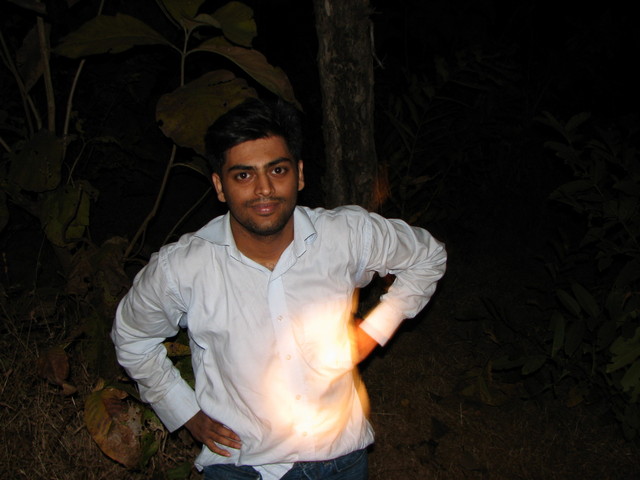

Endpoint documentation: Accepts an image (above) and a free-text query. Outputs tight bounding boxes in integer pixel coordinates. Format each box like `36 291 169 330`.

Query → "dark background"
1 0 639 478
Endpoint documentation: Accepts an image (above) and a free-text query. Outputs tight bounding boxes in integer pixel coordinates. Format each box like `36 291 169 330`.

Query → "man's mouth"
249 199 282 215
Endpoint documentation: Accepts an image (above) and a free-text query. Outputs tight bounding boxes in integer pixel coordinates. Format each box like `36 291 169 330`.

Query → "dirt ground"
363 226 640 480
2 212 639 480
1 173 639 479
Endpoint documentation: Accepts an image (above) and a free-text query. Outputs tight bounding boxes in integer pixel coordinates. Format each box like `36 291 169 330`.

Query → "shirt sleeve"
111 249 200 432
358 211 447 346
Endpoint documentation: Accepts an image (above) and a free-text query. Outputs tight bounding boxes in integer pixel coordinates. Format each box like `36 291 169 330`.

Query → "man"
111 98 446 479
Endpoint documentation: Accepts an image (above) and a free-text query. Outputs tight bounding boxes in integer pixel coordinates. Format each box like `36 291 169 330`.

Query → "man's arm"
111 251 200 432
357 211 447 348
354 325 379 363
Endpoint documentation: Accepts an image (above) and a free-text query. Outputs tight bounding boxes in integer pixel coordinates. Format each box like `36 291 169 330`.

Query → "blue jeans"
202 448 368 480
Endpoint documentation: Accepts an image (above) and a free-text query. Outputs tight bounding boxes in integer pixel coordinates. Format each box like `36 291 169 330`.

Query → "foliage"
53 0 297 258
488 112 640 439
377 46 525 225
2 0 297 473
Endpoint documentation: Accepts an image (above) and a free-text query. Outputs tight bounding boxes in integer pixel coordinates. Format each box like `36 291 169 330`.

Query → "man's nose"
255 173 274 196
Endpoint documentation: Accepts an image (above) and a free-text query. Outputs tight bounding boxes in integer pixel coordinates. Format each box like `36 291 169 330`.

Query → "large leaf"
608 327 640 372
159 0 205 25
0 190 8 233
620 360 640 402
556 289 581 317
8 130 62 192
36 346 76 395
156 70 256 155
550 311 565 358
54 14 171 59
196 37 299 108
84 386 142 468
17 24 48 92
213 1 256 47
521 354 547 375
571 283 600 318
40 182 93 246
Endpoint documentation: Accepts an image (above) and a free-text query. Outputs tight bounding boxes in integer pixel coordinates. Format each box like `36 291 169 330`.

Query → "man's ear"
297 160 305 192
212 173 226 202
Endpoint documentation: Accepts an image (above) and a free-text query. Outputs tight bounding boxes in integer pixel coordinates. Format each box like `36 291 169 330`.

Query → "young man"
111 98 446 479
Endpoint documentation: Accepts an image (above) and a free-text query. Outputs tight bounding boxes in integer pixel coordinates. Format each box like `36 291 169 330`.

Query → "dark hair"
204 97 303 173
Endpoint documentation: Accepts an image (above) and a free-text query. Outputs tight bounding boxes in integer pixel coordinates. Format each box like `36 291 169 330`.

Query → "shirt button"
285 354 292 360
295 394 301 400
277 315 284 321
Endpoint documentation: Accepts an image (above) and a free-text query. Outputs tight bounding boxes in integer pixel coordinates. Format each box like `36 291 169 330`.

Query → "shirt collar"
194 206 317 258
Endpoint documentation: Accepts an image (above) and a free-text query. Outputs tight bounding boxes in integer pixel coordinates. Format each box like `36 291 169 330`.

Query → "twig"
0 136 11 153
36 15 55 132
162 186 213 245
125 144 178 259
6 0 47 15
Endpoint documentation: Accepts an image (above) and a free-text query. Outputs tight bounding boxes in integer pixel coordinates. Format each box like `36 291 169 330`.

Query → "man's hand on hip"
185 410 242 457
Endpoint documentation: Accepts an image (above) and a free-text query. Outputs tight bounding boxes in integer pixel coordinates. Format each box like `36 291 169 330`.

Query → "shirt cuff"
359 301 405 347
150 378 200 432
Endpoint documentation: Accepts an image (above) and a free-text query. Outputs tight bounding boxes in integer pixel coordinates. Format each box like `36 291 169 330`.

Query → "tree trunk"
313 0 379 210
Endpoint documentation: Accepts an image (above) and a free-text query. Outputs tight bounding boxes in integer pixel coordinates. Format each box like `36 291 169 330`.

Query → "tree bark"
313 0 378 210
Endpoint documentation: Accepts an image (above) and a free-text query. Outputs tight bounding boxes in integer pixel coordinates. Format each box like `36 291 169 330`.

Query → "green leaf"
557 289 581 317
597 321 618 351
0 190 8 233
618 196 638 221
183 13 222 31
196 37 299 108
571 283 600 318
544 141 575 161
213 1 256 47
139 431 160 467
565 111 591 134
521 355 547 375
160 0 205 24
614 258 640 290
156 70 256 155
608 327 640 372
175 357 195 389
17 25 47 93
613 179 640 196
166 462 194 480
8 130 62 192
536 111 564 133
620 360 640 402
54 14 171 59
490 355 523 371
552 179 593 196
550 312 566 358
40 182 93 246
564 321 585 357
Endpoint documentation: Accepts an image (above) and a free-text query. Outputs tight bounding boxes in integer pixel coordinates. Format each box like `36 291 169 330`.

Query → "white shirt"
111 205 446 478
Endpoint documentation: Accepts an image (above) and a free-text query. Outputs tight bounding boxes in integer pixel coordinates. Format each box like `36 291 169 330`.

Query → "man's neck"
231 221 294 270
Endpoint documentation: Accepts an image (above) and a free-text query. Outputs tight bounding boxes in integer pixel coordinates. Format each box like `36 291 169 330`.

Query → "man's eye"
236 172 250 180
273 166 287 175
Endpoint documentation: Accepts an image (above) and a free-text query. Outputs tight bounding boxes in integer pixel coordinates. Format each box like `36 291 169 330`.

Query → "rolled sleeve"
361 211 447 344
359 301 404 346
111 249 197 431
150 377 200 431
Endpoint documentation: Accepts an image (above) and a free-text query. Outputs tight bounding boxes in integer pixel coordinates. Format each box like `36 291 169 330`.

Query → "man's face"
212 136 304 239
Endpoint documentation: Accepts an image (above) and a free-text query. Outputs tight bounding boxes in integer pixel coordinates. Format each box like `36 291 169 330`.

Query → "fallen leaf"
84 387 142 468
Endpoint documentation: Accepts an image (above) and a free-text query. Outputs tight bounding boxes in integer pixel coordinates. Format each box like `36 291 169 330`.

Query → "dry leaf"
84 387 142 468
37 346 69 386
163 341 191 357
